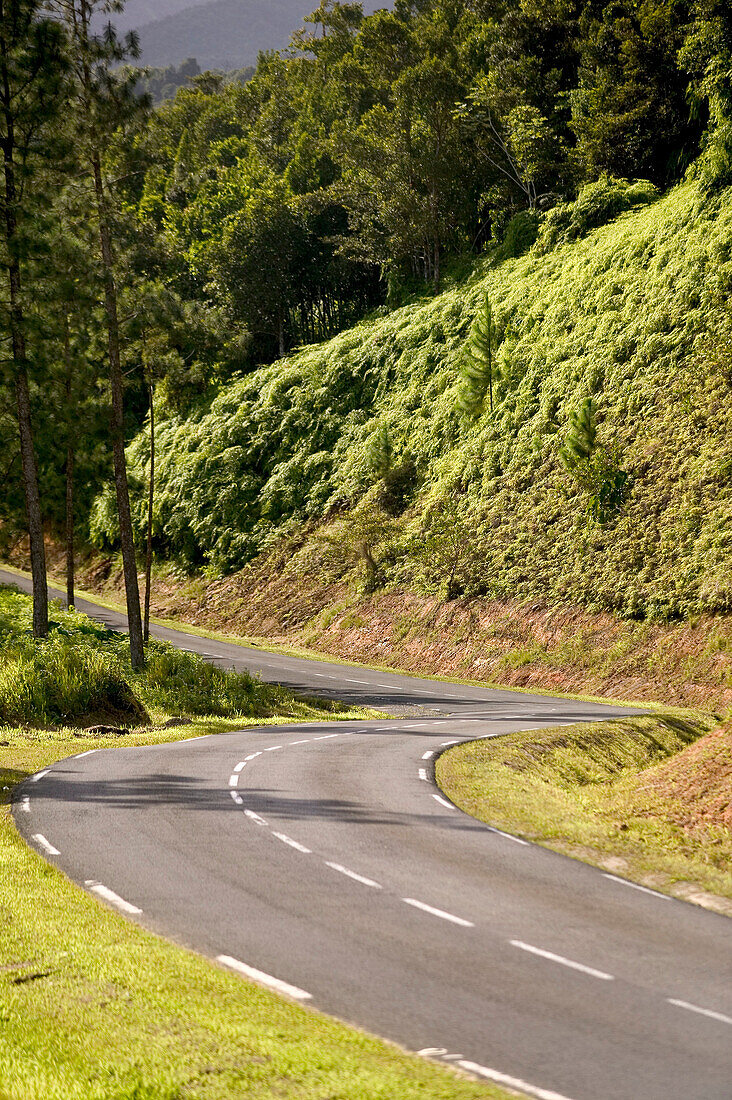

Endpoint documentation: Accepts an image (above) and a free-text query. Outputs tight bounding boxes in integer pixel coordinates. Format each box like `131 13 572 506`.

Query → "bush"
535 175 658 253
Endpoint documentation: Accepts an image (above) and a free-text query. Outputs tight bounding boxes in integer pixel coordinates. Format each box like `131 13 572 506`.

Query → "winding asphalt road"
6 569 732 1100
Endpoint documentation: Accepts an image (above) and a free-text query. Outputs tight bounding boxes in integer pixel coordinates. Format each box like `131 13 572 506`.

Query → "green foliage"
536 175 658 253
366 422 393 479
559 397 598 469
0 586 282 726
458 295 496 418
105 179 732 619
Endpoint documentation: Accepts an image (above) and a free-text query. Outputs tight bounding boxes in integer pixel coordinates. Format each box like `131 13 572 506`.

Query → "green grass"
94 178 732 620
1 722 512 1100
0 584 364 729
437 714 732 910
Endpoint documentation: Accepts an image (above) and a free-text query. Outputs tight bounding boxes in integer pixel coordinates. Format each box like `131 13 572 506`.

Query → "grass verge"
437 713 732 914
1 723 513 1100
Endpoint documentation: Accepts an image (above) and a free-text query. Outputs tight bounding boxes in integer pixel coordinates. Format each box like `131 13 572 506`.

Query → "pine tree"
0 0 68 637
559 397 598 471
53 0 148 668
458 296 496 419
366 422 393 479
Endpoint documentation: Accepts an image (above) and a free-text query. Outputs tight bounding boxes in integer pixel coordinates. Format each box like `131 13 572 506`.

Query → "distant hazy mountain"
93 0 212 38
131 0 386 72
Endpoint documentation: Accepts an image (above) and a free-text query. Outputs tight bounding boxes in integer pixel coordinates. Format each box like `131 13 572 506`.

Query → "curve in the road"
5 570 732 1100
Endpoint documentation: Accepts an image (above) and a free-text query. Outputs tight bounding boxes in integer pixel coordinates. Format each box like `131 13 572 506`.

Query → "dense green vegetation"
99 178 732 618
0 585 323 727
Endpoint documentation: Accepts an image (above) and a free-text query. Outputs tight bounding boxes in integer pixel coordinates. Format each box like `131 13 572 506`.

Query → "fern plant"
458 296 496 418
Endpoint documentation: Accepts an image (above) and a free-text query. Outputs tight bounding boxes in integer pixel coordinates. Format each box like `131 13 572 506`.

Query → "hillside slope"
111 180 732 620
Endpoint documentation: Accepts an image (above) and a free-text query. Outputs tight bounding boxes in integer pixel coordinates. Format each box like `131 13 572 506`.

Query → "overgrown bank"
436 713 732 913
38 548 732 715
96 179 732 621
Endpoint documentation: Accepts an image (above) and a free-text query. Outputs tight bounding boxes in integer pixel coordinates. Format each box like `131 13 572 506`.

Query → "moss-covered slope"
109 180 732 617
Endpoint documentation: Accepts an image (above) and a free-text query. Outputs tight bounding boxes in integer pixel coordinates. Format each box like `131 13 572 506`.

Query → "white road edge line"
272 832 311 854
457 1060 577 1100
31 769 49 782
325 862 382 888
489 827 529 846
433 794 454 809
418 768 429 781
32 833 60 856
230 791 243 805
85 881 142 915
19 796 30 813
422 750 435 760
602 873 670 900
244 809 267 825
217 955 312 1000
440 740 459 746
402 898 474 927
75 749 98 758
667 999 732 1026
510 940 614 981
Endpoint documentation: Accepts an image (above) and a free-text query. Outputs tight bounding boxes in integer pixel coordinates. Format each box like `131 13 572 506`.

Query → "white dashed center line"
667 999 732 1026
233 761 247 773
289 739 311 745
228 774 239 787
230 791 243 805
217 955 312 1000
264 746 282 752
402 898 474 927
244 809 267 826
272 832 311 854
325 862 382 888
510 940 614 981
244 752 261 761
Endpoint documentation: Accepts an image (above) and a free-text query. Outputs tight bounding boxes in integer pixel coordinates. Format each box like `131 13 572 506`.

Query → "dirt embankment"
17 539 732 715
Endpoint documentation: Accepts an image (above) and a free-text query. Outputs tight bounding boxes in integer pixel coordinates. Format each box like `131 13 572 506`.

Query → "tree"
53 0 148 668
680 0 732 188
458 295 496 418
0 0 68 636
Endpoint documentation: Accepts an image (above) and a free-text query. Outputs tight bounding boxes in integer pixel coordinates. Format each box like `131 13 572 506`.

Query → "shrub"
535 175 658 253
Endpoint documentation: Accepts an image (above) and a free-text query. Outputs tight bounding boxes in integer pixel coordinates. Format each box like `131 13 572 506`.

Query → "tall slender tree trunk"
143 381 154 644
91 152 144 668
63 314 74 608
278 310 285 358
0 66 48 636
